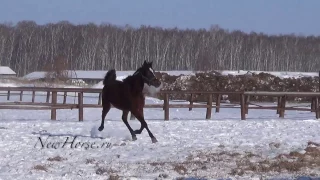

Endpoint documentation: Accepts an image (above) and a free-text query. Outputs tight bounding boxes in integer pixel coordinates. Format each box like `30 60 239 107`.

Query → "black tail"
103 69 116 85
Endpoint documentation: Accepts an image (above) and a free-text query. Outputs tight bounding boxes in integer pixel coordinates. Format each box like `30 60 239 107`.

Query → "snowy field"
0 71 320 180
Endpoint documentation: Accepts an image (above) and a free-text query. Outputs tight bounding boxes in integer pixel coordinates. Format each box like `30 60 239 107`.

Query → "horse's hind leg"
98 102 111 131
132 110 157 143
121 110 137 141
132 109 144 134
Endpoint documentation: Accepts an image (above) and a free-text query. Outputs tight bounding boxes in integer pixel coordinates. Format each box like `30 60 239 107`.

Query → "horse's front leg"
132 96 145 134
131 108 157 143
133 107 144 135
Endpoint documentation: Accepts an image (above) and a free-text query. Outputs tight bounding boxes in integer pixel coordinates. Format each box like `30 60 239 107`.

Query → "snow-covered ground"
1 72 320 179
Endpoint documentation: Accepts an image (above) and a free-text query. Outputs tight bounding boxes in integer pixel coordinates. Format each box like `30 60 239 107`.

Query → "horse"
98 61 162 143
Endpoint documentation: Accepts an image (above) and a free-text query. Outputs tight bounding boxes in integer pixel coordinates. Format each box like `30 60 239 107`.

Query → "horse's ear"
143 60 147 66
149 61 153 66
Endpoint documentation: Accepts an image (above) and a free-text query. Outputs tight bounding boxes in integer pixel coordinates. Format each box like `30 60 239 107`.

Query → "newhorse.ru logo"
34 135 112 150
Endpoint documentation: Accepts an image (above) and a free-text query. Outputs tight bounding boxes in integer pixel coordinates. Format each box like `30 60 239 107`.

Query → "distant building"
0 66 17 78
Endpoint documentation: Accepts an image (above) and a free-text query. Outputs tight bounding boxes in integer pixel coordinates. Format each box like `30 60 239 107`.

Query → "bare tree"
43 55 70 82
0 21 319 76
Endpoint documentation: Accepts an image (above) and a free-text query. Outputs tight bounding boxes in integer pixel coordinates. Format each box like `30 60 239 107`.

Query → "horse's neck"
133 75 145 92
126 75 144 95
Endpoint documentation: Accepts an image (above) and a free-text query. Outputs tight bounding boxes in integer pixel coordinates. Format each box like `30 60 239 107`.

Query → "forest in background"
0 21 319 76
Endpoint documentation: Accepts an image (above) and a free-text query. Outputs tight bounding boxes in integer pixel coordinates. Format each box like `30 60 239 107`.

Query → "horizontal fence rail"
0 87 319 121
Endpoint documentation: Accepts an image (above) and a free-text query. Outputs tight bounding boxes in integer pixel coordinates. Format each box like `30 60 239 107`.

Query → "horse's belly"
130 95 145 109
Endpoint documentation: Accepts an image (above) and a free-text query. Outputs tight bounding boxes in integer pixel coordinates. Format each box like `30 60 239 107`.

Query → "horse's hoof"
151 138 158 143
132 136 137 141
98 126 104 131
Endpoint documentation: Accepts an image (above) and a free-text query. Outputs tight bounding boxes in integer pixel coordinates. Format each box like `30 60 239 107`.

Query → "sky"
0 0 319 36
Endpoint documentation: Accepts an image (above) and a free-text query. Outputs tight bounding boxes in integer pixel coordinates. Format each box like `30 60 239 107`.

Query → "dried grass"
32 165 48 172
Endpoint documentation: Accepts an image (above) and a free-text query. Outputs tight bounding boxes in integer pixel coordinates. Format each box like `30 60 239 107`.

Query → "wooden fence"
0 87 319 121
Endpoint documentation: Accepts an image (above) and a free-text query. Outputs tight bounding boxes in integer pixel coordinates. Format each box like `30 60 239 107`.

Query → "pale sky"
0 0 319 36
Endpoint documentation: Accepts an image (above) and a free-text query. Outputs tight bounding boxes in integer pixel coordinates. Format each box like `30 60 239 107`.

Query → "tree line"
0 21 319 76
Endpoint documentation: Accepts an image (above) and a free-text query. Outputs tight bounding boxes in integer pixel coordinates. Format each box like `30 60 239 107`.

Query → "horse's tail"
103 69 116 85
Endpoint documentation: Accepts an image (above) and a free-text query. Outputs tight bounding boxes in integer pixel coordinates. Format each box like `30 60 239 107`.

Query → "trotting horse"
98 61 161 143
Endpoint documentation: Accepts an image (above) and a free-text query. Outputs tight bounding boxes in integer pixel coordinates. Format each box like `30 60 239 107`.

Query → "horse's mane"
122 67 142 83
122 67 145 95
122 61 152 84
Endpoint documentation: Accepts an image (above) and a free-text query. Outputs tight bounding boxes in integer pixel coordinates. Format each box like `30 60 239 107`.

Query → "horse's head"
138 60 161 88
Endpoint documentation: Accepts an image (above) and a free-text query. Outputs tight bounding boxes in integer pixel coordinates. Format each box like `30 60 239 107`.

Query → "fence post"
98 92 102 105
46 91 50 103
279 95 286 118
318 97 320 119
215 94 221 113
189 93 193 111
206 94 213 119
245 95 250 114
240 93 246 120
32 91 35 103
277 96 281 114
7 90 10 100
314 97 320 119
19 91 23 101
51 91 57 120
78 92 84 121
311 98 315 112
164 93 169 120
63 92 67 104
317 71 320 117
315 97 319 119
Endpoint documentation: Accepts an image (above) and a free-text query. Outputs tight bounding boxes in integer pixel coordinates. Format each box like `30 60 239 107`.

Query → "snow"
0 66 16 75
0 82 18 87
1 71 320 179
1 100 319 179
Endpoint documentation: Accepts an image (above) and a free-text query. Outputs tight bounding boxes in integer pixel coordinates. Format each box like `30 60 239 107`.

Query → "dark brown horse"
98 61 161 143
